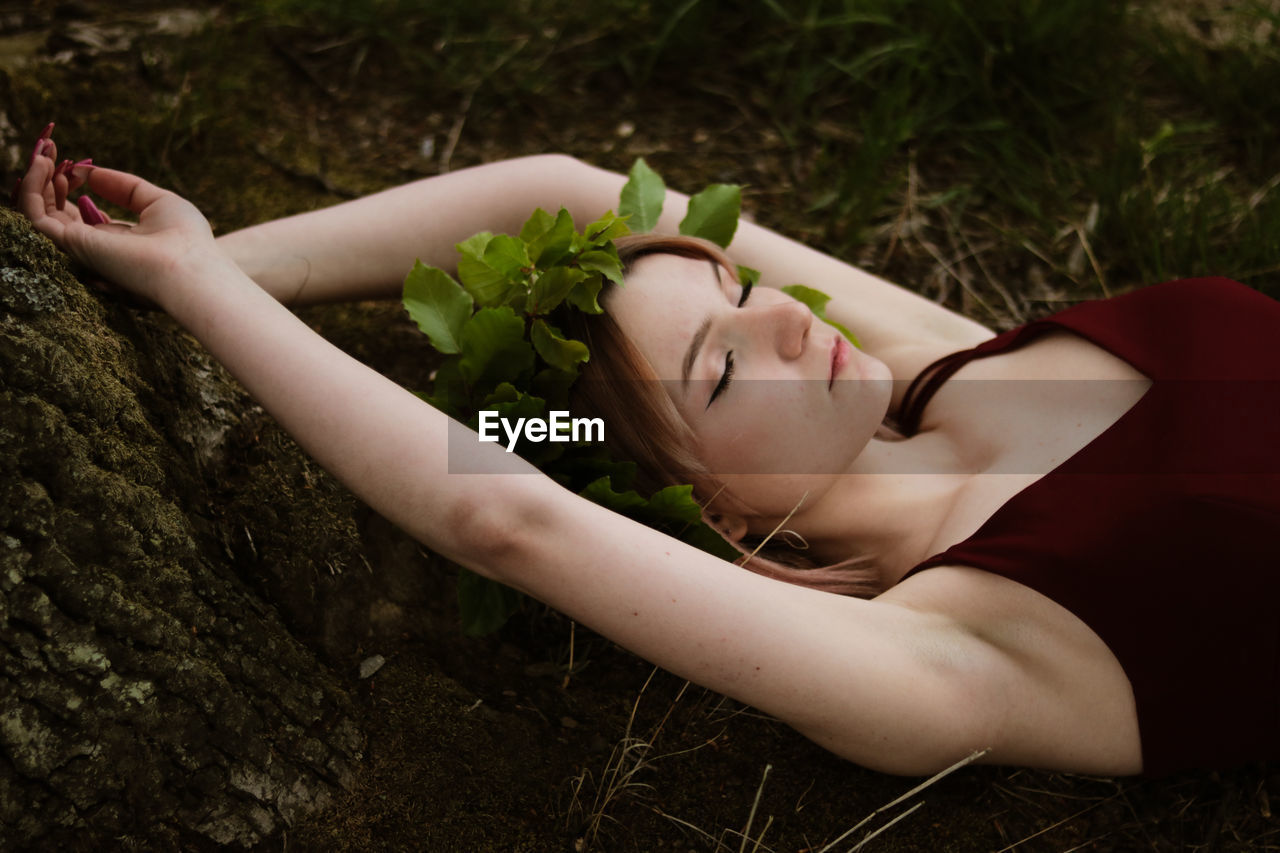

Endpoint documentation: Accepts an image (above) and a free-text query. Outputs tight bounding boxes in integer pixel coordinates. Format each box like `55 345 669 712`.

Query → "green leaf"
780 283 832 314
528 266 586 315
578 476 648 514
576 478 738 561
518 207 554 242
477 384 562 466
679 521 741 561
577 249 625 287
531 362 576 395
402 262 473 355
827 320 862 349
619 157 666 232
679 184 741 248
457 568 524 636
556 451 638 493
480 381 520 405
455 233 529 306
582 211 631 246
521 207 575 267
531 319 589 372
781 284 862 348
486 386 547 424
458 306 536 385
642 487 738 561
736 265 761 288
643 484 704 525
485 234 531 274
456 232 506 305
424 359 468 419
566 274 604 314
455 231 493 256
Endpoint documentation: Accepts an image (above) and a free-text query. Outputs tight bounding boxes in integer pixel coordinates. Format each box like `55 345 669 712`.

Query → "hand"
16 125 232 311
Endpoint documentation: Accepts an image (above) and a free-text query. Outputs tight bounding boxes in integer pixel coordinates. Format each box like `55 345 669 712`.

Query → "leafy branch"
402 158 844 634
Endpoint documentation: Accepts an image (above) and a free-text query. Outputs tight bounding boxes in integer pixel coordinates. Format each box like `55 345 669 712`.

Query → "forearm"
162 252 540 561
215 154 655 306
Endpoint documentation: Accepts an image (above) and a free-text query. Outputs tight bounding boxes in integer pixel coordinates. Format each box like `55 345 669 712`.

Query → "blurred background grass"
230 0 1280 313
11 0 1278 320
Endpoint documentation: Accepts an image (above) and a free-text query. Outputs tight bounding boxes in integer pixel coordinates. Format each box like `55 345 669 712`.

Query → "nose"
745 298 811 360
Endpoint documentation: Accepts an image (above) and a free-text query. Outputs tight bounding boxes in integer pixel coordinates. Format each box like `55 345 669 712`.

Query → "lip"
829 336 851 389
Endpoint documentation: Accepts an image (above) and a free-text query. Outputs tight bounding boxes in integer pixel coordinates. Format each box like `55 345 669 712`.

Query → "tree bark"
0 210 381 848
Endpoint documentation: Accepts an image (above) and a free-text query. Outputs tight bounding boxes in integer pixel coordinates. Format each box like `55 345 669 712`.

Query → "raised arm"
217 155 993 363
215 154 592 305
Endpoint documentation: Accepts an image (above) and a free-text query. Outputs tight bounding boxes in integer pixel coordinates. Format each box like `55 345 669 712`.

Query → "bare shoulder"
880 566 1143 774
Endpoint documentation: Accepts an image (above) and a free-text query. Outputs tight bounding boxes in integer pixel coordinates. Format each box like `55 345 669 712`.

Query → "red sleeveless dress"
897 277 1280 775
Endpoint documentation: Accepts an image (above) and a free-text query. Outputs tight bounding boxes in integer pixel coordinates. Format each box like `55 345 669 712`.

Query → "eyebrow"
681 317 713 393
680 262 726 394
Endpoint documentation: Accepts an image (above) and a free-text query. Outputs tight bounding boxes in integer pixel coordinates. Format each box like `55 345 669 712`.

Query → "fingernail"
58 159 73 177
78 195 106 225
34 138 54 162
28 138 46 168
73 158 93 169
39 122 54 140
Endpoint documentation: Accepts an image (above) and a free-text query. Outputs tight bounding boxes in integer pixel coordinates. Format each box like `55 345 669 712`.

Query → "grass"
225 0 1278 312
567 668 991 853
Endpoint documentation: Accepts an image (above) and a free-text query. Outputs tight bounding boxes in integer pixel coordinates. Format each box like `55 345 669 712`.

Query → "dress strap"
896 327 1039 436
897 350 982 436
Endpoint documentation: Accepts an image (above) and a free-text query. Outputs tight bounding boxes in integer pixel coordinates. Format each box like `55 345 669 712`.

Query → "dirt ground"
2 1 1276 850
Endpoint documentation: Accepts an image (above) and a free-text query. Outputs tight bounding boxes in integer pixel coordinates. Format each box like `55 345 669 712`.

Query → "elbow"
525 152 590 174
505 152 592 185
436 481 556 589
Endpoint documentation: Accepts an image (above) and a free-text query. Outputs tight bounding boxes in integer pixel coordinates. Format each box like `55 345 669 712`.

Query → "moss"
0 208 367 846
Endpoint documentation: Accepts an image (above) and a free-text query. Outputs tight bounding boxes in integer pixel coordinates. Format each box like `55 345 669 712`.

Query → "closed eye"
708 351 733 408
707 282 752 407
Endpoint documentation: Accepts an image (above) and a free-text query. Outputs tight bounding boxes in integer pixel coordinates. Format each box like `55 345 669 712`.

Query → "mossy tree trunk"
0 210 400 847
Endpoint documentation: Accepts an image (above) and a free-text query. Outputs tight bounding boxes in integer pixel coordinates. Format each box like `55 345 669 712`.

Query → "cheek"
697 390 830 477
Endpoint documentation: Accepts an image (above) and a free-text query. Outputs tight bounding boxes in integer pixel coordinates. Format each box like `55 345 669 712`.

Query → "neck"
783 431 974 586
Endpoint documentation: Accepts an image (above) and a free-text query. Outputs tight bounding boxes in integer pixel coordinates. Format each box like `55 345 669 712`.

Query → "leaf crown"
402 159 853 633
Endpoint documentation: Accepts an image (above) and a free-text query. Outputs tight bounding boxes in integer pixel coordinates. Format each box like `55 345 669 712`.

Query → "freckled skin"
607 253 893 522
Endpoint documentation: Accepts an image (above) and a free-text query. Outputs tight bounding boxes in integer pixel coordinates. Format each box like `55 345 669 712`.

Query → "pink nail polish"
78 195 106 225
58 159 73 177
39 122 54 140
73 158 93 168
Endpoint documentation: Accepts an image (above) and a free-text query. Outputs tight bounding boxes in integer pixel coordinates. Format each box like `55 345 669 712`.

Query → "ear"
706 511 749 545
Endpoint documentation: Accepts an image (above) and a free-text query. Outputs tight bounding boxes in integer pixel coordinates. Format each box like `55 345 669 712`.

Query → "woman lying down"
17 125 1278 777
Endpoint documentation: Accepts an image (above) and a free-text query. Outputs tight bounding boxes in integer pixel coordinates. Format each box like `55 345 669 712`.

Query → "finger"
53 161 71 210
42 137 58 171
66 160 93 194
77 195 110 226
25 125 53 170
18 140 58 222
83 167 173 216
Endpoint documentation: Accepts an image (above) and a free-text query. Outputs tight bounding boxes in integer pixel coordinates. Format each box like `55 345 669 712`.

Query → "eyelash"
707 282 753 408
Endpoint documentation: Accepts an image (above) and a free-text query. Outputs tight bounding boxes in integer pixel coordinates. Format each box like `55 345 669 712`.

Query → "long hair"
560 233 883 597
